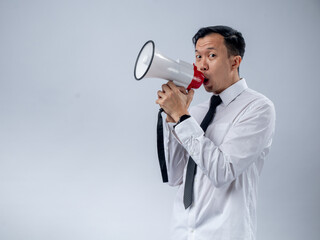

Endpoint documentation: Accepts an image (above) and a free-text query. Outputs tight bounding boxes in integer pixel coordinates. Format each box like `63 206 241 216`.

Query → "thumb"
188 89 195 98
187 89 195 107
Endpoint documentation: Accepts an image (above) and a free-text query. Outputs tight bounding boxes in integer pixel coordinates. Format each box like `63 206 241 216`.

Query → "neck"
231 71 241 84
216 74 240 94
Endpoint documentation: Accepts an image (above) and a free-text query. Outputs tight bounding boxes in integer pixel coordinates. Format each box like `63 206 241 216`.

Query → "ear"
231 55 242 71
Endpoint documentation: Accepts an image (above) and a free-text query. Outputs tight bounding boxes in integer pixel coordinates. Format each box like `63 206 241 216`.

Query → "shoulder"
238 88 276 123
243 88 275 111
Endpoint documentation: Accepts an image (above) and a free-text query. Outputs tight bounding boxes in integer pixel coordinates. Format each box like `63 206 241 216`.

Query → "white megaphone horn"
134 40 204 90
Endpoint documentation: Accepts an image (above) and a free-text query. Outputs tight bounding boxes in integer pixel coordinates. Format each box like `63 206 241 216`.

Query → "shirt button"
190 228 194 233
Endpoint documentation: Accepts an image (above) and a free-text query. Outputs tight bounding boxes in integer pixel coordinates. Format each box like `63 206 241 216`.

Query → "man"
156 26 275 240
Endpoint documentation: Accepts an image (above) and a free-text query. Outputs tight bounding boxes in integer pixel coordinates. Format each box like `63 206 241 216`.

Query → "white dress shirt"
164 79 275 240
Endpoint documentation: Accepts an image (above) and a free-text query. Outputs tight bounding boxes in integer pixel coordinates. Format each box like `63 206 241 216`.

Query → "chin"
204 85 214 93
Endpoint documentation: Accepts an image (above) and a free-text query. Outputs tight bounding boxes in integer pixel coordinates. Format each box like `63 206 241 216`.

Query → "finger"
187 89 195 106
188 89 195 97
178 86 187 94
167 81 178 90
162 84 171 92
157 90 165 98
155 98 163 105
187 89 195 101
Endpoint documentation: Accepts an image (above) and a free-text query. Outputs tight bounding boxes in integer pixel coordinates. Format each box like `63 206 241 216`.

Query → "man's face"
195 33 238 94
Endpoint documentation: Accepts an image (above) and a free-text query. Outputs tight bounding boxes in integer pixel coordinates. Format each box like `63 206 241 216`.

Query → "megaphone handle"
157 108 169 183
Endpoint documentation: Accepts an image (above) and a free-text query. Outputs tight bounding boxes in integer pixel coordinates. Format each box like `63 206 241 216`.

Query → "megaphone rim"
134 40 155 80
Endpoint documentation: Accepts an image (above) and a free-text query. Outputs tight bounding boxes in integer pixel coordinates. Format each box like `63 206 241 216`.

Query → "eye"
209 53 216 58
195 55 202 59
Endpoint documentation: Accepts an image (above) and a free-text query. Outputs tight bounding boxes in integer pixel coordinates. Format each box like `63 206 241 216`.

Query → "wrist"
174 114 191 128
172 111 190 123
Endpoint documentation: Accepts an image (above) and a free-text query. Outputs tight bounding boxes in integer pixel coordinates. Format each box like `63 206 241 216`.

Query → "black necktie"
183 95 222 209
157 108 168 182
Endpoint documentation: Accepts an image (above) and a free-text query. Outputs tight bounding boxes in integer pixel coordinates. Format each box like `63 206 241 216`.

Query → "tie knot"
210 95 222 108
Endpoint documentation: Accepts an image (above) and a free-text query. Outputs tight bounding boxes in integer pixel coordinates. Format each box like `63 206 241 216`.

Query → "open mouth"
203 78 209 85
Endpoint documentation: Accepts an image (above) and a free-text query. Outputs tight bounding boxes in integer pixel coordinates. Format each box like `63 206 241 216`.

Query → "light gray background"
0 0 319 239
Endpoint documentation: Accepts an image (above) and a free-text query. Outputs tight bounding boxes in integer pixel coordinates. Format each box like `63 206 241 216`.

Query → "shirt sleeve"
173 100 276 188
164 121 189 186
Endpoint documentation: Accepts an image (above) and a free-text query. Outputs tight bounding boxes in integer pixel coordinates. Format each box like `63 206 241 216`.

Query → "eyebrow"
195 47 216 52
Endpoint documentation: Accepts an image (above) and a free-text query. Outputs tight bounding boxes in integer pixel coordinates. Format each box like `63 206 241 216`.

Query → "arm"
173 99 276 188
163 121 189 186
156 81 195 186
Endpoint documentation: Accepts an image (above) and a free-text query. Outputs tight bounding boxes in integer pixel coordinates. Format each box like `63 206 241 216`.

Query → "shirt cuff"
173 116 204 146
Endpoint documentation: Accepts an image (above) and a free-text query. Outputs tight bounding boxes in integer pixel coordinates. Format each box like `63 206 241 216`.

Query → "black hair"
192 25 246 59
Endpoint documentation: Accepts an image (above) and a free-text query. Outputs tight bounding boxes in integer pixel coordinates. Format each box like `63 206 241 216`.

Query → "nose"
199 58 209 71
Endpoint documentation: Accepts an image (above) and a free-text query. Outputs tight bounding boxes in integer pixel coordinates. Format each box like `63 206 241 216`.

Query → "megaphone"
134 40 204 90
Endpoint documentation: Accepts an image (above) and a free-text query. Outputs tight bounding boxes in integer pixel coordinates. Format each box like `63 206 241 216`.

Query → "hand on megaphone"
156 81 194 123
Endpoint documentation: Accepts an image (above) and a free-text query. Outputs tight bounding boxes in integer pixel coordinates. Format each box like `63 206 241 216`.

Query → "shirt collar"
218 78 248 106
